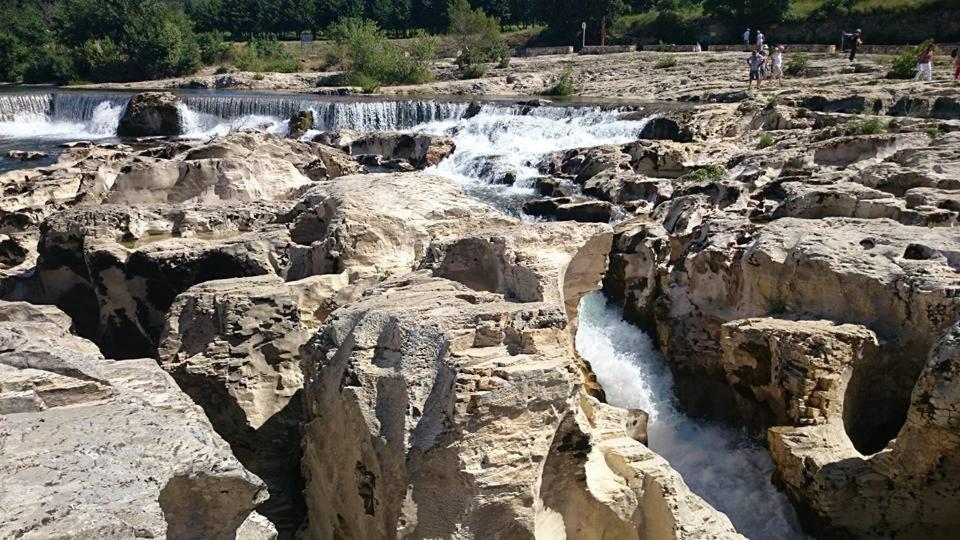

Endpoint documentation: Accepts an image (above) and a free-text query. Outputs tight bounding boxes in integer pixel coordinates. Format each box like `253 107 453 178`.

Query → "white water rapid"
576 292 808 540
415 104 649 213
0 94 125 140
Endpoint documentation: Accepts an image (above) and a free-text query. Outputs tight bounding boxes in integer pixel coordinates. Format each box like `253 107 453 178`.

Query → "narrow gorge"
1 84 958 540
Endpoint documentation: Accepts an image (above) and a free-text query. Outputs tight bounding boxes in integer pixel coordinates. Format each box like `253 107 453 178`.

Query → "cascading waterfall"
179 95 470 138
576 292 808 540
415 104 649 214
0 93 126 139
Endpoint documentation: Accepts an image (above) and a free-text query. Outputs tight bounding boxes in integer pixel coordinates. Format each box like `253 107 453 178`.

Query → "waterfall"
0 93 126 139
178 95 470 138
416 104 648 215
575 292 808 540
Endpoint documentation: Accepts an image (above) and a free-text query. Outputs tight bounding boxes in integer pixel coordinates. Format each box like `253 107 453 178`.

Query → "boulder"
0 309 267 539
348 132 456 169
768 322 960 538
288 109 314 139
284 172 515 280
159 274 356 534
117 92 182 137
6 150 48 161
556 200 613 223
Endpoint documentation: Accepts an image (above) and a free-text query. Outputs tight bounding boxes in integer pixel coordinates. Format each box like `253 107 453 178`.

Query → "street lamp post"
581 22 587 50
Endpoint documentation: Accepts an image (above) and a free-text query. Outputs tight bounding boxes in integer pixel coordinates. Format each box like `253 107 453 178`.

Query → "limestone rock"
0 312 267 539
348 132 456 169
288 109 314 139
116 92 182 137
720 318 879 429
768 322 960 538
159 274 354 534
284 172 515 280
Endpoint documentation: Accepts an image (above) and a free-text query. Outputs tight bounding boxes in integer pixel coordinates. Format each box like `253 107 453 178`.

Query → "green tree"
448 0 506 67
701 0 790 27
535 0 626 42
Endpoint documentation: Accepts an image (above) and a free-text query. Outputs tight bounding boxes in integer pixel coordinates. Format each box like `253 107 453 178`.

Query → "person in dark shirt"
747 51 764 90
848 30 862 62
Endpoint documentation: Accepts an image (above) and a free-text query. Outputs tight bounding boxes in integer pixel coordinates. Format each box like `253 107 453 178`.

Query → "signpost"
300 32 313 57
581 22 586 50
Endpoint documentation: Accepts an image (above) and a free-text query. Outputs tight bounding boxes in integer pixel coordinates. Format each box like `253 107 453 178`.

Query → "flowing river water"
0 89 806 539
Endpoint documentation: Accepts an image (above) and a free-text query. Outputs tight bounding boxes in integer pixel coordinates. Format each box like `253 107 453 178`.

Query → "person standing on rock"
914 43 935 82
770 46 785 85
953 47 960 81
748 51 764 90
848 30 862 62
743 28 751 47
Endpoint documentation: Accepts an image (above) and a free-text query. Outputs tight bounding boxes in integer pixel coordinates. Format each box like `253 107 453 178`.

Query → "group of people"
744 41 785 89
912 43 960 82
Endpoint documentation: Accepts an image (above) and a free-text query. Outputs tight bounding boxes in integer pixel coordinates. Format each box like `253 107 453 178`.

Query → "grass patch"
847 117 889 135
758 133 775 148
654 55 678 69
680 164 726 182
545 66 577 96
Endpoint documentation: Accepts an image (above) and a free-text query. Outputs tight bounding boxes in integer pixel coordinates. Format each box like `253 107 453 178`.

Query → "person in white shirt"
743 28 751 47
757 31 765 48
769 46 785 85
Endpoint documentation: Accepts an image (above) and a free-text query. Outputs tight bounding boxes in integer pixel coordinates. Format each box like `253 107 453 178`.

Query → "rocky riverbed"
2 65 960 539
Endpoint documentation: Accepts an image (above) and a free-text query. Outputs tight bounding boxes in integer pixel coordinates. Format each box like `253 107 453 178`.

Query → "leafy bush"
461 64 488 79
758 133 775 148
325 18 434 87
654 55 678 69
235 36 301 73
197 31 232 65
656 40 672 52
785 53 809 76
23 44 79 84
681 164 726 182
448 0 507 68
888 39 934 79
545 66 577 96
847 117 889 135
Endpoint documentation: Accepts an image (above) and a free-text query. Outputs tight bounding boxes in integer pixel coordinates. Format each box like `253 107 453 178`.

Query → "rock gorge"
0 85 958 539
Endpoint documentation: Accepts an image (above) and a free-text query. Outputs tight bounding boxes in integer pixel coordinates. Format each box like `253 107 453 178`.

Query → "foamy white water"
576 292 807 540
416 105 648 214
0 101 123 140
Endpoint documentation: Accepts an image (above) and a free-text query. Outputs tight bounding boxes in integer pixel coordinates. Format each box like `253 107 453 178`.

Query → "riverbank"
74 50 960 107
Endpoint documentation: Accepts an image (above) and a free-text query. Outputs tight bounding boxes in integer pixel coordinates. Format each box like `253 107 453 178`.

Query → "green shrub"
849 117 888 135
461 64 488 79
785 53 809 76
253 72 264 80
448 0 507 68
656 40 672 52
758 133 775 148
197 31 232 65
214 65 231 74
545 66 577 96
325 18 434 87
498 56 511 68
235 36 301 73
23 44 78 84
681 164 726 182
654 55 678 69
888 39 934 79
73 37 127 82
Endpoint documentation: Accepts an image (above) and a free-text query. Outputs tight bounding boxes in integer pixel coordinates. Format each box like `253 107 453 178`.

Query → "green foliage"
325 18 434 87
197 31 233 64
235 35 301 72
654 55 678 69
847 117 889 135
448 0 507 68
888 39 935 79
702 0 791 26
785 53 809 76
680 164 726 182
758 133 775 148
461 64 488 79
545 66 577 96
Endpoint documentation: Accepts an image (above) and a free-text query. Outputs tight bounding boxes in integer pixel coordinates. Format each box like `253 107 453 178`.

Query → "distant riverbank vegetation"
0 0 955 85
